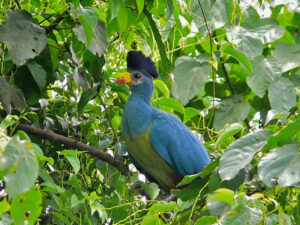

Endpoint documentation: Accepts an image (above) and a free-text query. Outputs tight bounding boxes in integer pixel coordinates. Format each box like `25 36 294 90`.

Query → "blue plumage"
117 51 210 190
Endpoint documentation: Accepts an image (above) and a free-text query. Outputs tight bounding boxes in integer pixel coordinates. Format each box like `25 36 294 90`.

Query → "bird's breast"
125 125 181 190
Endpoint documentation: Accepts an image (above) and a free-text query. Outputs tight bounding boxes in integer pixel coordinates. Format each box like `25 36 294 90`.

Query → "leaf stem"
97 93 119 143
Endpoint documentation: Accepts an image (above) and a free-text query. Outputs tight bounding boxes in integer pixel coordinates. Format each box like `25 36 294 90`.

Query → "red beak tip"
116 77 125 84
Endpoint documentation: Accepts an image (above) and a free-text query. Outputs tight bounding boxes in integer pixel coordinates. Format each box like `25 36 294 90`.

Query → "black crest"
127 51 158 78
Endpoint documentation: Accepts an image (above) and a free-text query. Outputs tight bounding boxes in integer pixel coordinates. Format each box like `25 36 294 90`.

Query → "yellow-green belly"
125 126 181 190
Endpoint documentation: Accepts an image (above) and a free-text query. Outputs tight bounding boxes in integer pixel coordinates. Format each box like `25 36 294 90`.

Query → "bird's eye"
133 73 142 79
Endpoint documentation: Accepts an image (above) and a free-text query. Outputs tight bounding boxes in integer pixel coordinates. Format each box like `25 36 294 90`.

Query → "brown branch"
16 124 129 176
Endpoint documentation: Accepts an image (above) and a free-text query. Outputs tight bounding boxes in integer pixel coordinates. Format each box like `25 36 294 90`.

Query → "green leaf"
195 216 217 225
216 123 243 148
78 89 97 115
247 56 282 98
1 137 39 198
144 8 172 73
141 213 161 225
27 61 47 91
267 116 300 148
116 2 128 33
223 197 263 225
268 77 296 114
219 129 273 181
136 0 144 15
149 202 179 212
60 150 82 174
184 107 200 123
213 95 250 131
0 10 46 65
108 0 119 21
207 188 235 205
258 144 300 187
11 185 42 225
172 57 210 105
272 43 300 72
155 97 184 114
228 25 263 59
154 80 169 97
0 76 26 114
0 198 10 215
222 46 252 73
77 7 98 47
73 19 108 56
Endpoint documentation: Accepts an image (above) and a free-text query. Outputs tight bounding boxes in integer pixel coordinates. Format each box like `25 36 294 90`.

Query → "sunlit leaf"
11 185 42 225
258 144 300 187
172 57 210 105
1 137 38 198
268 77 296 114
247 56 282 98
219 129 273 180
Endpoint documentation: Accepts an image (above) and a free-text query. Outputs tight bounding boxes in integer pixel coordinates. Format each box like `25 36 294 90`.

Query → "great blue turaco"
116 51 211 190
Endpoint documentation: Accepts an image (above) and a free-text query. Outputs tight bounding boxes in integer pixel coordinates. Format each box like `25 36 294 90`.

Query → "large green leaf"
11 185 42 225
247 56 282 98
0 10 46 65
73 19 108 56
219 129 273 181
155 97 184 114
227 25 263 59
1 137 39 198
172 57 210 105
272 43 300 72
258 144 300 187
268 77 296 114
213 95 250 131
228 18 284 59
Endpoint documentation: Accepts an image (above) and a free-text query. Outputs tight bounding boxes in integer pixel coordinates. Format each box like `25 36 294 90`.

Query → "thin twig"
98 94 119 143
39 15 53 25
54 26 75 30
197 0 216 132
197 0 213 58
213 32 235 94
14 0 22 9
16 124 128 175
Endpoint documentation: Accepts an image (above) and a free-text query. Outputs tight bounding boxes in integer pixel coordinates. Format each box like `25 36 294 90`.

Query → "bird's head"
116 51 158 94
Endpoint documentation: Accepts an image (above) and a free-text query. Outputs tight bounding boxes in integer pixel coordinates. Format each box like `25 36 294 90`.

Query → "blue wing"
150 109 211 177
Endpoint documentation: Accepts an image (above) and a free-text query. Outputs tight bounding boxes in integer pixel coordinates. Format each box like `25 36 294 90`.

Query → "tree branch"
16 124 129 176
45 10 68 34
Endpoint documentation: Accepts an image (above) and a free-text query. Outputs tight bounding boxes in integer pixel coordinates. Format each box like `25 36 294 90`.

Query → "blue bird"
116 51 211 190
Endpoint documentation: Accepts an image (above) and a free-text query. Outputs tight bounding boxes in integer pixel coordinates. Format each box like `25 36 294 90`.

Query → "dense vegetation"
0 0 299 224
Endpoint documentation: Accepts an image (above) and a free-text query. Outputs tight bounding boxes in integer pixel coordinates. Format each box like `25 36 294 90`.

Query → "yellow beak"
116 72 131 84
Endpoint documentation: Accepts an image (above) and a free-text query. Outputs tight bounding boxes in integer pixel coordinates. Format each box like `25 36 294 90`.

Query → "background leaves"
0 0 299 224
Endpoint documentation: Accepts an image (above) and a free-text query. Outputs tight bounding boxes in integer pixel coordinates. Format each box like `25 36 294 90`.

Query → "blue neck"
122 80 154 138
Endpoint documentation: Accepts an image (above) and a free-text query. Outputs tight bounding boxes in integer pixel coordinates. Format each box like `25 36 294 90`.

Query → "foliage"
0 0 300 224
